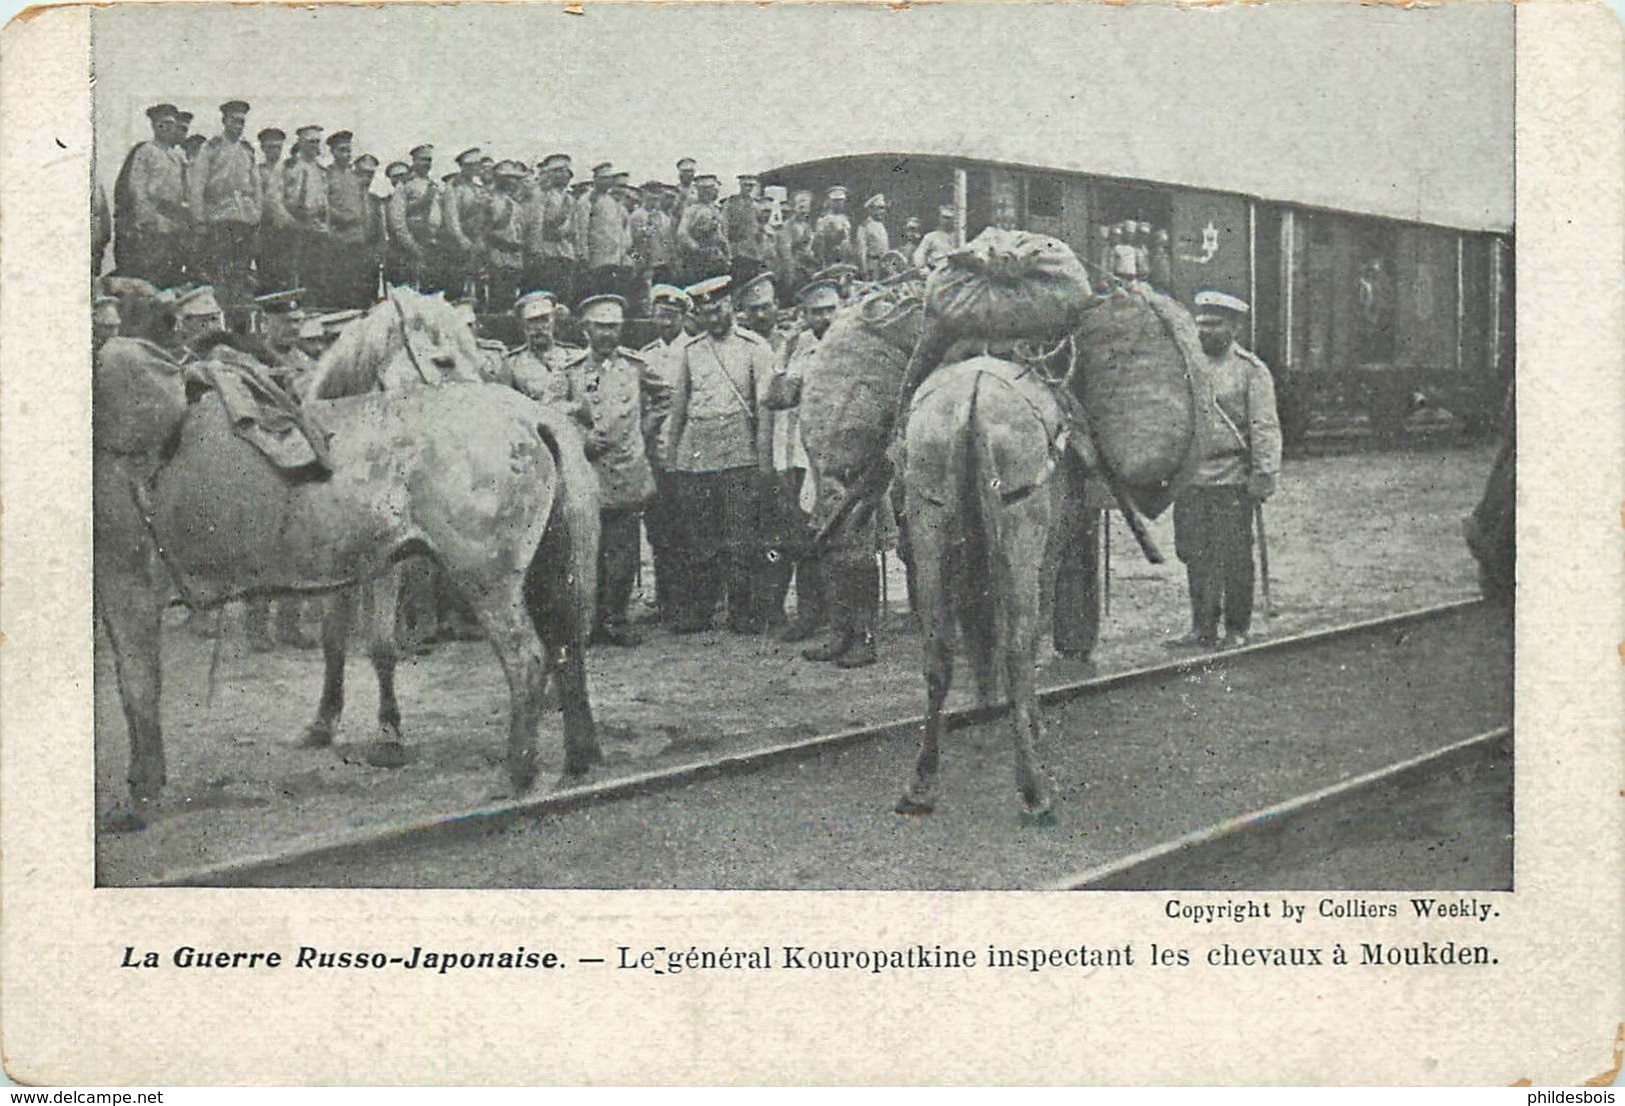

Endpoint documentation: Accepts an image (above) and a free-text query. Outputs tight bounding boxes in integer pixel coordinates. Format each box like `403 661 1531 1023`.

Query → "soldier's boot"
244 599 275 653
835 559 879 669
801 569 853 663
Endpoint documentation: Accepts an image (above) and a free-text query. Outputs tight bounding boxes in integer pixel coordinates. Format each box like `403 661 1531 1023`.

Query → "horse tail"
955 371 1005 701
525 408 600 652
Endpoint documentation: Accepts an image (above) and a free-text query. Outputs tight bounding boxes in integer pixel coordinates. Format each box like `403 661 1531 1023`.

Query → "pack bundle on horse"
800 229 1212 820
93 286 602 831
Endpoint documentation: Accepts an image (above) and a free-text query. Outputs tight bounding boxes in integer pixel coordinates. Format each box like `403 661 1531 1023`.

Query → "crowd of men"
95 97 1281 664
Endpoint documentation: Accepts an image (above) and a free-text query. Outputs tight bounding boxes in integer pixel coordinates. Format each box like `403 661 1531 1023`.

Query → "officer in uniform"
733 272 790 627
254 127 295 292
673 157 699 217
644 182 679 290
676 173 728 288
284 125 329 299
722 173 762 283
356 154 387 302
114 103 189 288
1169 290 1282 649
638 284 692 624
774 190 817 305
322 131 369 307
384 145 439 292
381 161 411 285
442 147 490 302
579 162 630 302
761 276 840 643
484 160 528 312
897 216 924 266
567 294 672 646
813 185 853 270
855 193 890 279
185 100 262 315
912 204 958 271
523 153 578 305
505 291 588 426
662 275 774 633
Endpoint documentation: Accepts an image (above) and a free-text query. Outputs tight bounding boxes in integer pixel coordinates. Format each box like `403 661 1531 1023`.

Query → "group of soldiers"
98 98 973 325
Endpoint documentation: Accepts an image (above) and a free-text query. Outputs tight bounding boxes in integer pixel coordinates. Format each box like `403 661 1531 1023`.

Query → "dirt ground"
95 441 1500 885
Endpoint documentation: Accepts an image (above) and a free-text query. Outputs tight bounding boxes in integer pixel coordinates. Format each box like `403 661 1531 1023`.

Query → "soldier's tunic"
187 134 262 309
284 156 329 295
385 175 440 291
912 228 956 271
522 184 577 303
647 207 677 287
813 210 853 269
775 217 816 303
662 326 774 630
484 188 526 312
505 342 591 428
119 141 189 287
325 163 371 308
1172 342 1282 643
564 345 669 633
677 201 729 287
759 326 826 630
638 332 687 619
854 216 890 280
442 176 489 300
627 205 657 311
581 189 630 300
257 158 296 291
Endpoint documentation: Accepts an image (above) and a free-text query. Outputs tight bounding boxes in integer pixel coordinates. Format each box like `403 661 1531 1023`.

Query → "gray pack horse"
94 289 602 831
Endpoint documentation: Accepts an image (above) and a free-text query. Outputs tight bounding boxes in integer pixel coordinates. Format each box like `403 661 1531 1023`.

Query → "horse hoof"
300 725 334 749
1018 807 1057 828
366 741 410 769
102 806 148 834
895 794 935 816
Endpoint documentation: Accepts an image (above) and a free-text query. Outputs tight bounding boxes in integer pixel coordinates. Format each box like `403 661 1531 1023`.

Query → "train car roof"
754 6 1513 235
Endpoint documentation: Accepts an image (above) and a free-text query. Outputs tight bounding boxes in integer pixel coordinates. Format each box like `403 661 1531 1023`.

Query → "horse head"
306 287 487 398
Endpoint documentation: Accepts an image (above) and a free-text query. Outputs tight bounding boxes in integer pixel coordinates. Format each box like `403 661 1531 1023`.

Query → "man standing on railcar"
1169 290 1282 650
386 145 440 291
186 100 262 315
284 125 329 298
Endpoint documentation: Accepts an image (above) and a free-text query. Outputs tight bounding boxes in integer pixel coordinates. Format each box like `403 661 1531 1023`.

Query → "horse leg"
457 572 550 796
1006 515 1056 824
897 500 954 815
302 586 353 747
98 576 166 832
363 568 410 769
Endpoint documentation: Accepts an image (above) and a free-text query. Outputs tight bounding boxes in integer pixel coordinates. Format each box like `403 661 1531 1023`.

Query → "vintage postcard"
1 0 1620 1086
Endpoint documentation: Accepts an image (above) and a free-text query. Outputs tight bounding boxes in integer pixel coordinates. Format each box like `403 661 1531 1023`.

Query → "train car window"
1028 177 1063 219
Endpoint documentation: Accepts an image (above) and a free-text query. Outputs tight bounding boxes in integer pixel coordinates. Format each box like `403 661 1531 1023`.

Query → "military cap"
257 127 286 143
640 179 665 193
1193 290 1249 317
797 278 842 308
219 100 250 116
385 161 410 180
570 181 592 195
611 169 630 182
174 110 194 126
577 294 627 325
495 160 527 179
812 263 859 284
675 157 697 172
733 272 776 309
695 173 719 186
255 288 305 315
353 155 379 174
455 147 482 166
791 188 814 201
479 155 495 167
540 153 572 171
684 274 732 306
515 290 559 320
326 130 354 147
591 162 616 180
182 135 207 155
865 193 887 210
737 172 758 184
146 103 179 121
903 216 922 231
175 285 222 318
296 125 323 142
409 144 434 159
320 309 364 335
937 204 956 219
649 284 692 313
297 317 326 341
442 171 460 184
826 186 848 201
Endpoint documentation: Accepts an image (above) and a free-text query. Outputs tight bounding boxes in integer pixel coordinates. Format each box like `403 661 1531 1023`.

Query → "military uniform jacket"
627 207 656 271
188 136 262 227
662 326 774 473
523 186 575 261
913 229 955 270
127 142 189 234
260 159 293 229
764 327 817 472
813 212 853 268
855 217 890 277
443 177 489 259
677 202 729 274
326 165 368 245
648 209 677 270
581 191 628 270
386 176 439 257
563 346 669 510
776 218 816 288
285 157 329 231
506 343 591 427
722 194 759 258
484 190 526 270
1194 344 1283 487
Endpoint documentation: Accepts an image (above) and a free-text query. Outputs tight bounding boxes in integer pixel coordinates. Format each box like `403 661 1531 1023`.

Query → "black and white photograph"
83 0 1520 891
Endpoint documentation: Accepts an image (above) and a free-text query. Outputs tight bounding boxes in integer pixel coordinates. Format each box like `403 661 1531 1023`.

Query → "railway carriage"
762 152 1514 447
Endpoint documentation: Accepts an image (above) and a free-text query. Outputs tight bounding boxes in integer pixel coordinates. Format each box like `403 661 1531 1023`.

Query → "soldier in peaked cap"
897 215 924 265
113 103 189 287
522 154 578 305
320 131 371 307
561 294 672 646
913 203 958 271
636 282 693 623
385 144 441 292
441 148 490 301
579 162 630 303
673 157 699 216
284 125 329 298
185 100 261 313
482 161 529 312
660 275 774 634
854 193 891 280
774 189 817 306
813 185 853 270
723 173 762 280
676 173 728 289
173 285 226 357
506 290 588 427
254 126 296 292
1168 290 1282 651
